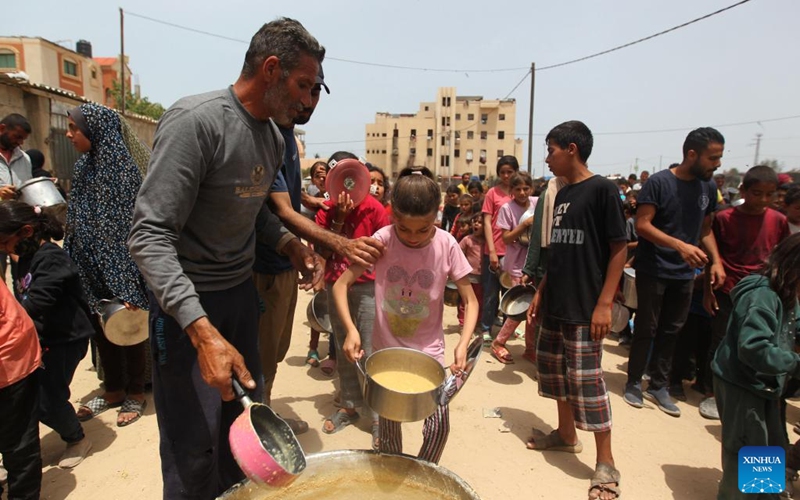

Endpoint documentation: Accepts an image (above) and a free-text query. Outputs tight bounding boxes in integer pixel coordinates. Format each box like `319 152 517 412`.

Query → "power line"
125 0 752 75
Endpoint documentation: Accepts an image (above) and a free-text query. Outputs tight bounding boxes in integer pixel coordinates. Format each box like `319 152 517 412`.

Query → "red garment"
481 186 512 256
713 206 789 294
0 282 41 389
316 194 390 284
450 212 474 242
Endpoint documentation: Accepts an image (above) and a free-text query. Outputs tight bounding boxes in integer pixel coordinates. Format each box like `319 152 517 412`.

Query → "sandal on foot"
306 350 321 368
322 409 360 434
588 462 621 499
320 358 337 377
526 430 583 453
371 421 381 451
77 396 123 422
117 398 146 427
281 417 309 435
491 343 514 364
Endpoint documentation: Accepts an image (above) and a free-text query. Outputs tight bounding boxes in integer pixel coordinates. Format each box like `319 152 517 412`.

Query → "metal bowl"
444 281 459 307
499 284 536 321
217 450 481 500
306 290 332 333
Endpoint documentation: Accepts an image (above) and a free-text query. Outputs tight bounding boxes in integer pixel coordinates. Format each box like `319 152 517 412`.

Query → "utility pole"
753 133 762 166
526 62 535 175
119 8 126 115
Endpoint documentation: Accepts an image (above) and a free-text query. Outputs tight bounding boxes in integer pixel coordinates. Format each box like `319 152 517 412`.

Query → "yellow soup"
371 370 438 393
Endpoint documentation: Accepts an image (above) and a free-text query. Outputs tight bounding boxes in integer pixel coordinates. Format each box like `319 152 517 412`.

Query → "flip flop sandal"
322 410 360 434
77 396 123 422
306 350 321 367
526 429 583 453
320 359 337 377
491 344 514 364
117 398 146 427
589 462 621 499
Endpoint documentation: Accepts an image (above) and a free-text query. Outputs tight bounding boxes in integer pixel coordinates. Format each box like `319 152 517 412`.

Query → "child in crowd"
526 121 626 500
316 154 390 446
300 160 330 220
442 185 461 232
468 180 485 212
490 172 537 364
481 156 521 342
451 194 476 242
785 185 800 234
1 202 95 469
712 233 800 499
333 166 478 463
458 215 484 327
699 165 790 420
367 164 391 217
0 208 43 500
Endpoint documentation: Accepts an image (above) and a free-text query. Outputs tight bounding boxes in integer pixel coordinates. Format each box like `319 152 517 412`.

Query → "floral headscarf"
63 103 148 312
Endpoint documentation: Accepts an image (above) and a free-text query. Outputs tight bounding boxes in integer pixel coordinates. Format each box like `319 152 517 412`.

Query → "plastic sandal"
526 430 583 453
588 462 621 499
77 396 123 422
117 398 146 427
320 358 337 377
322 409 360 434
306 349 321 367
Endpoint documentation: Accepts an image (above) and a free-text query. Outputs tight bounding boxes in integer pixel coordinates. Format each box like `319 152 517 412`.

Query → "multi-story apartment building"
0 36 130 107
365 87 523 179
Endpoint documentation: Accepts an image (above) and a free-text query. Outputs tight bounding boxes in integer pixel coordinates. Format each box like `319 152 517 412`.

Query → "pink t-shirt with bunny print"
372 226 472 365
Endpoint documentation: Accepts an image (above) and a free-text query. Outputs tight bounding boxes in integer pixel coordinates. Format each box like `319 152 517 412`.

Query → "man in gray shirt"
0 113 33 200
128 18 325 498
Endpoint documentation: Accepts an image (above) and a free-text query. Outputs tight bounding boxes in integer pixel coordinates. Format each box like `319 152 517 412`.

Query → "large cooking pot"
499 284 536 322
305 290 332 333
217 450 481 500
356 337 482 422
443 281 459 307
98 299 149 346
229 378 306 486
610 302 630 333
622 268 637 309
17 177 66 207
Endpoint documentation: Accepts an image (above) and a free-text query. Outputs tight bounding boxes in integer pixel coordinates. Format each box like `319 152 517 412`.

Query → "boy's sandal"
322 410 360 434
117 398 147 427
588 462 621 499
320 359 337 377
525 430 583 453
77 396 123 422
306 350 321 367
491 343 514 364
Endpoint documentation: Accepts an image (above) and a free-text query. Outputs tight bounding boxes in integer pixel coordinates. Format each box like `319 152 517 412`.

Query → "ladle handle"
231 374 253 408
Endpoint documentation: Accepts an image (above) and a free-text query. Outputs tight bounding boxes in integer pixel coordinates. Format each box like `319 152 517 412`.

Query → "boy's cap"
316 65 330 94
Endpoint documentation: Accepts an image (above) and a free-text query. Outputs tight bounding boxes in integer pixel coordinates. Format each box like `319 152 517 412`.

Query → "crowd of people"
0 16 799 500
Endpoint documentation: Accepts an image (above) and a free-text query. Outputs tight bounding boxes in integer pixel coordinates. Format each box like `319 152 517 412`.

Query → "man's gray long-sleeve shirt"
128 87 291 329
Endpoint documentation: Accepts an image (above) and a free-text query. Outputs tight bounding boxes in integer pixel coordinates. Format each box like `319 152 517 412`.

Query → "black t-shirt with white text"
542 175 627 325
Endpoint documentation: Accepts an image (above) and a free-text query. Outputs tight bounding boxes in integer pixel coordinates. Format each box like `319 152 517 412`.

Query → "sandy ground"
22 288 800 500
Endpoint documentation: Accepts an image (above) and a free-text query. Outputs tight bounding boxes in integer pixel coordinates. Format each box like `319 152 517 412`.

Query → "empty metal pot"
17 177 66 207
622 268 637 309
443 281 459 307
98 298 149 346
499 284 536 321
305 290 332 333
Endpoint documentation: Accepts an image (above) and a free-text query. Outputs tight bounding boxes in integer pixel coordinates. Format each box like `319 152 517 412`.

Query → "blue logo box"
738 446 785 494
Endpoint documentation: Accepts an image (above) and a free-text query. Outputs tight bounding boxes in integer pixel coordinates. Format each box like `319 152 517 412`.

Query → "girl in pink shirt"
333 167 478 464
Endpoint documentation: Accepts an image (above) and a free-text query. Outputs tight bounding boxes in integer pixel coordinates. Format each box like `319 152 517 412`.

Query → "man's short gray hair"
241 17 325 78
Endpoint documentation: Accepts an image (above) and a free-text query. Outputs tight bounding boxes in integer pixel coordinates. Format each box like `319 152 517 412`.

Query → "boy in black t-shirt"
527 121 627 500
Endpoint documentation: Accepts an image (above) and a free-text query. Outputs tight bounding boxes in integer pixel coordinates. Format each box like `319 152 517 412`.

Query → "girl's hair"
392 167 440 217
467 180 484 194
509 171 534 188
310 160 329 177
762 232 800 308
0 201 64 242
459 193 474 205
446 185 461 196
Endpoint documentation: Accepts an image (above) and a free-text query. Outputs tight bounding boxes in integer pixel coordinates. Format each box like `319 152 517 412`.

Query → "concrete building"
365 87 523 179
0 36 131 107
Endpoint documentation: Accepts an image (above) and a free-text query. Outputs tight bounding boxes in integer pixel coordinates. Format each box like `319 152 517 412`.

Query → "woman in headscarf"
64 103 149 427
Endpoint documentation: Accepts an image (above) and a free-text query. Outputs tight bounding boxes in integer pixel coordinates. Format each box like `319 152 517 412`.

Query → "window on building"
393 129 399 138
63 59 78 77
467 131 474 140
445 116 451 126
427 148 433 157
427 129 433 139
454 149 460 158
381 150 387 154
454 131 461 141
410 148 416 155
382 133 387 137
441 137 446 146
441 117 446 127
0 51 16 69
441 156 450 167
480 149 487 163
498 131 505 140
424 106 429 111
466 149 474 161
499 114 506 121
480 131 487 140
480 113 488 125
446 97 451 106
455 113 461 120
91 68 97 79
497 149 504 157
410 129 416 138
467 113 474 121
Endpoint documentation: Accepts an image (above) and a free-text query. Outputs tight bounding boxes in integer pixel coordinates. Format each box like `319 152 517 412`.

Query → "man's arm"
635 203 709 268
268 191 383 267
590 240 627 341
699 213 725 290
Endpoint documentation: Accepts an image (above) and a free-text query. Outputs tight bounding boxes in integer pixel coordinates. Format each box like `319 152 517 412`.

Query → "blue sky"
6 0 799 176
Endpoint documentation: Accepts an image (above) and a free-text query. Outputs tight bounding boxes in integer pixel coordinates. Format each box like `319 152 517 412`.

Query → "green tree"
758 158 783 171
109 81 166 120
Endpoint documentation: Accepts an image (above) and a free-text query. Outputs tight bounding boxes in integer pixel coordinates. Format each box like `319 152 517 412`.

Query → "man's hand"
703 288 719 316
185 317 255 401
527 289 541 325
283 238 324 291
590 303 612 341
708 262 726 291
676 242 709 268
301 191 329 211
0 185 17 200
338 236 384 268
